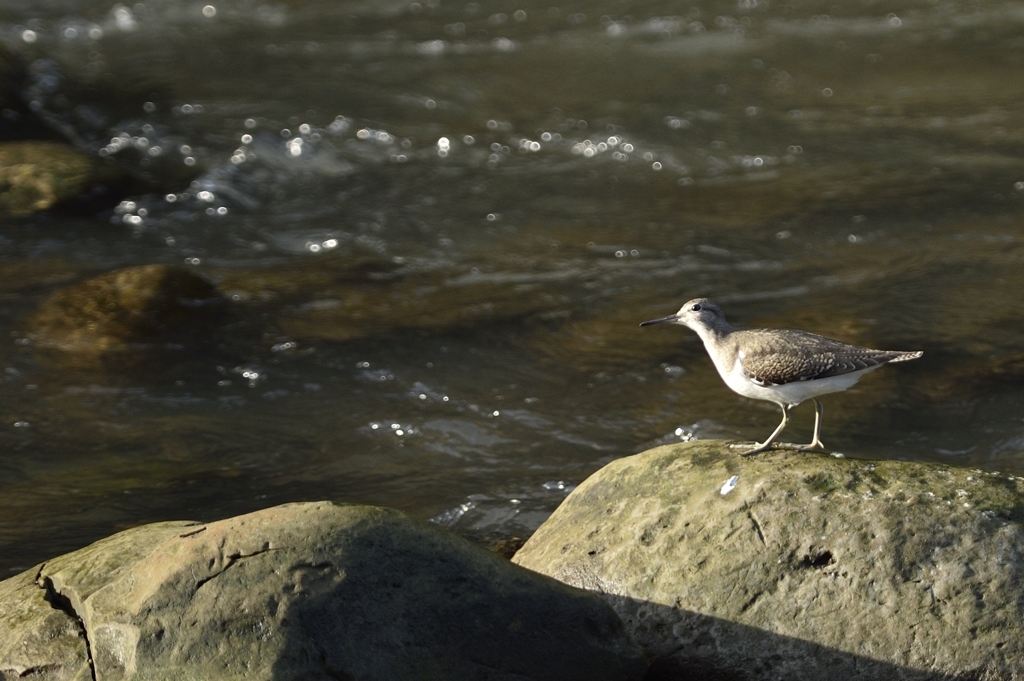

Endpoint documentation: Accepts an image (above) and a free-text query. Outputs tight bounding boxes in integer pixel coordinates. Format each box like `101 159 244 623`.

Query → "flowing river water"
2 0 1024 573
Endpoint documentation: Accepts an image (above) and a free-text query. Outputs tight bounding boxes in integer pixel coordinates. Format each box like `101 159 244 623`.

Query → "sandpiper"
640 298 922 455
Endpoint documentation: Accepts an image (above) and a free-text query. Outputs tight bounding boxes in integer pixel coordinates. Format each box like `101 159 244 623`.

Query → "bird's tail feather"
889 351 923 363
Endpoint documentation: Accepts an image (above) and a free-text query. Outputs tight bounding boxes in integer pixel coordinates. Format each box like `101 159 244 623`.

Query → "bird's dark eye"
691 304 702 312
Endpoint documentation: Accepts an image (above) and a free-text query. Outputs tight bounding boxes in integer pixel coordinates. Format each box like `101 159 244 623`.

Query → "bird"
640 298 922 455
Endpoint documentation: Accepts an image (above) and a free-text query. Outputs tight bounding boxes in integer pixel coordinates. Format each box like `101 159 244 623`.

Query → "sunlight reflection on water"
1 0 1024 572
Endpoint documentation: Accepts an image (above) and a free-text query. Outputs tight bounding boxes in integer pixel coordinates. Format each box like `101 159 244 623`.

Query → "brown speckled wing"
732 329 917 386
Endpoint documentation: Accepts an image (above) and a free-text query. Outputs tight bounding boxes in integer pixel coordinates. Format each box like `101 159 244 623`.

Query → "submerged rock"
27 264 229 368
513 441 1024 681
0 501 647 681
214 258 565 342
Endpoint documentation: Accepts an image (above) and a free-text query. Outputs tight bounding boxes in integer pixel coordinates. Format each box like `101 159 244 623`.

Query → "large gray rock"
513 441 1024 681
0 501 647 681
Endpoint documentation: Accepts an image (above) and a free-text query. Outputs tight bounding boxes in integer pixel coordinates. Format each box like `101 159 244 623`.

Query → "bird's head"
640 298 731 335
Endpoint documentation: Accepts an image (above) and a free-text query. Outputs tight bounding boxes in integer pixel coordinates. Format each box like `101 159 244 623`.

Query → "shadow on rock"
613 597 976 681
268 515 647 681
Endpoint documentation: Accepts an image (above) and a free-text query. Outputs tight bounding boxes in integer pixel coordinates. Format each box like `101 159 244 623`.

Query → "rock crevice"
34 564 95 681
193 545 282 591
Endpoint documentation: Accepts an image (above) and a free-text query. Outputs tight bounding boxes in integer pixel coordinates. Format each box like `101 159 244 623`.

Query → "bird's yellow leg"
792 398 827 452
741 403 791 456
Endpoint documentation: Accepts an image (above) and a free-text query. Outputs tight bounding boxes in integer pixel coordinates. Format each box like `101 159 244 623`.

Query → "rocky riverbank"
3 441 1024 680
0 501 646 681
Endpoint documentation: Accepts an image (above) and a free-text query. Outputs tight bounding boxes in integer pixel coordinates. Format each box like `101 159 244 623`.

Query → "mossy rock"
28 264 229 368
514 441 1024 680
0 568 91 681
0 141 129 217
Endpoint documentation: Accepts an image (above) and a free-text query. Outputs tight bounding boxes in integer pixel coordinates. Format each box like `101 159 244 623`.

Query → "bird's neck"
691 320 733 348
691 322 739 376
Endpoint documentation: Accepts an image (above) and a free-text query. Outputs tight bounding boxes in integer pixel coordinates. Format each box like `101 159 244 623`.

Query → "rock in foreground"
513 441 1024 681
0 501 646 681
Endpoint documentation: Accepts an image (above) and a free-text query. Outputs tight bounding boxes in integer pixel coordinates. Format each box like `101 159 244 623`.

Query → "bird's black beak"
639 314 679 327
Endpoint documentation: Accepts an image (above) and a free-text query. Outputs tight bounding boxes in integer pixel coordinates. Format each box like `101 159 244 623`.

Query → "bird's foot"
737 441 776 457
733 440 827 455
